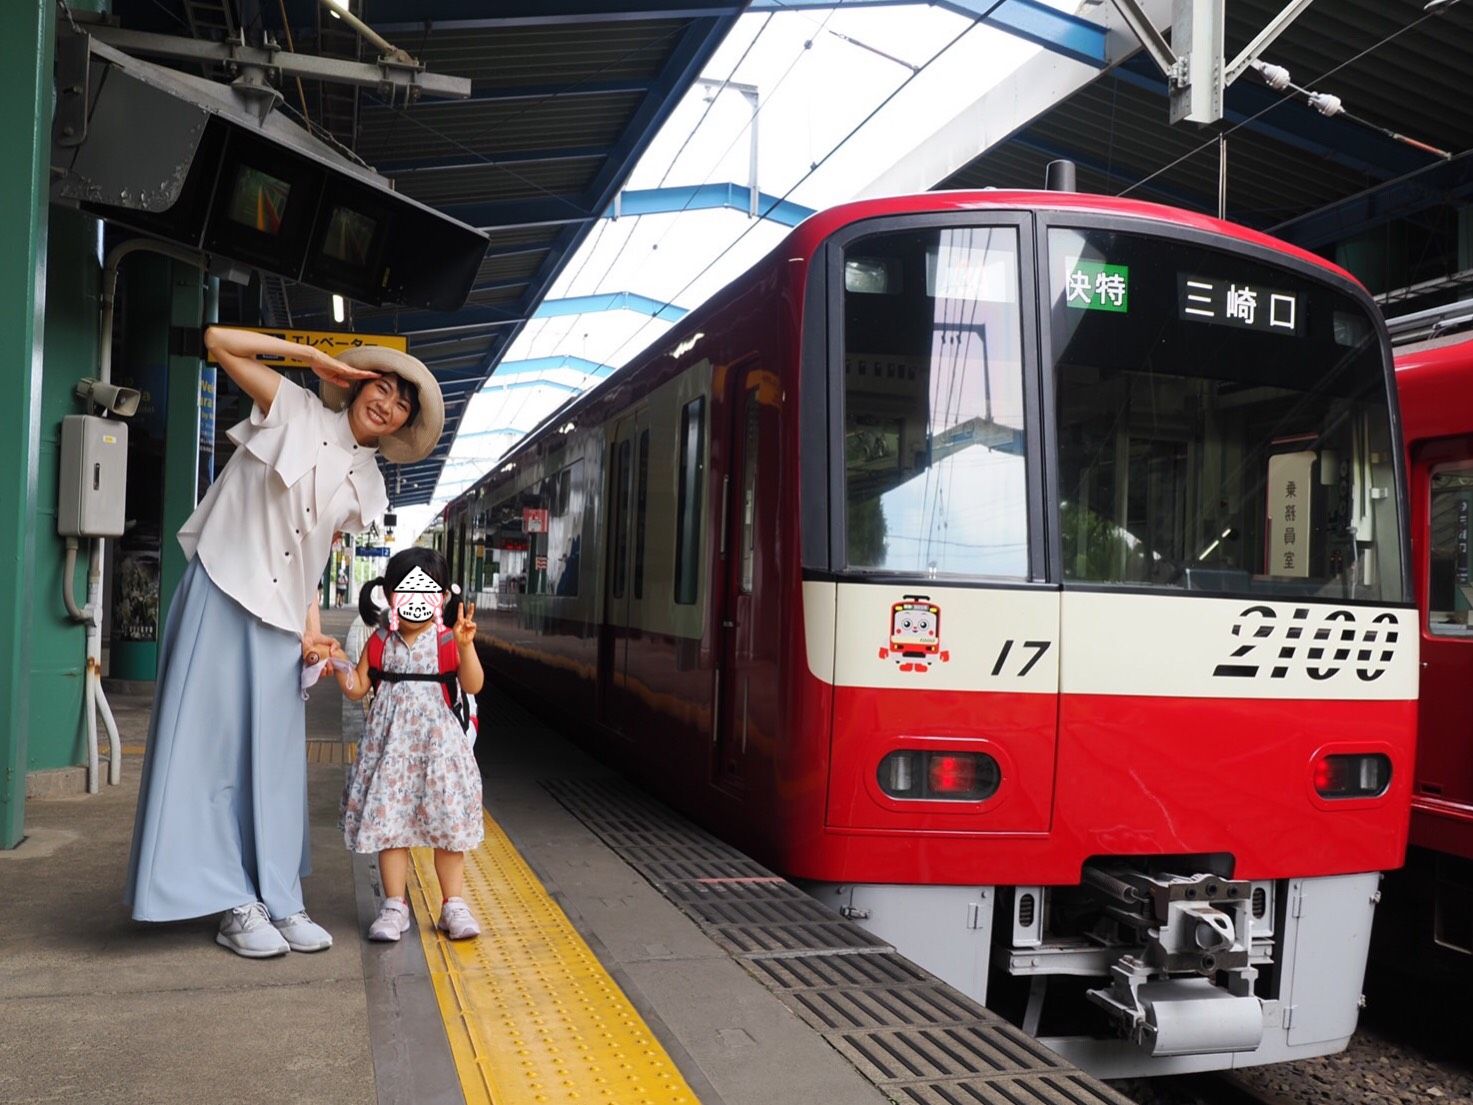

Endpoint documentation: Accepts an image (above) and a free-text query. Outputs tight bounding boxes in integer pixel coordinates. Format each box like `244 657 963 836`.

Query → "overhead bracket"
1108 0 1317 125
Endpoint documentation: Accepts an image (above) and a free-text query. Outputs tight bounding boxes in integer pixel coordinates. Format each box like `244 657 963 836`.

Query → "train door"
598 412 644 736
1414 436 1473 821
713 360 778 788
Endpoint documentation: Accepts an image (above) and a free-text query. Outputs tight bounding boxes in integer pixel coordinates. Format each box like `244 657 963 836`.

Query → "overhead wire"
1118 4 1459 202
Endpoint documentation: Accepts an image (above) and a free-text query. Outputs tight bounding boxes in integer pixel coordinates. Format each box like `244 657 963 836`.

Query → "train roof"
784 190 1360 287
1394 334 1473 443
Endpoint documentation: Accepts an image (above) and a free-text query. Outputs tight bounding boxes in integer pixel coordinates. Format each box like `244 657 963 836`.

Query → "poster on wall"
113 532 161 642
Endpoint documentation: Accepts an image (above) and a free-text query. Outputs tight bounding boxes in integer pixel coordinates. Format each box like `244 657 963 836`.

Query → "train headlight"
1312 753 1391 799
878 750 1000 801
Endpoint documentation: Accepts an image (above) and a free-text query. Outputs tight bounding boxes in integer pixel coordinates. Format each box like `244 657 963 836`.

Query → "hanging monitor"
51 30 488 311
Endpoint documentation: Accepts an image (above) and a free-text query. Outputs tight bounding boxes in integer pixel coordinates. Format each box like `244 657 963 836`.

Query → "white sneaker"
217 902 290 958
437 897 481 940
368 897 411 942
272 911 333 952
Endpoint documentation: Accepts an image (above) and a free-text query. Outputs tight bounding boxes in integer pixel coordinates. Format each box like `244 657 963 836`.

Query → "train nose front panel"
819 581 1060 835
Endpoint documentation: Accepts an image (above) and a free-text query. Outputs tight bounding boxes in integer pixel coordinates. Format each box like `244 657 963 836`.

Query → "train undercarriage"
804 859 1381 1079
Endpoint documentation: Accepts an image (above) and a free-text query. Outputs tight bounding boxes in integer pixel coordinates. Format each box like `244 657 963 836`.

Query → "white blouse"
178 379 389 635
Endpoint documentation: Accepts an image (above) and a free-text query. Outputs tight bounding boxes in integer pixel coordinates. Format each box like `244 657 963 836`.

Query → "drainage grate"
542 777 1134 1105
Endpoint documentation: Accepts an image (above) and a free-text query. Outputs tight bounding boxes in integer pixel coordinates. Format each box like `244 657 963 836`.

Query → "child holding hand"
335 547 485 941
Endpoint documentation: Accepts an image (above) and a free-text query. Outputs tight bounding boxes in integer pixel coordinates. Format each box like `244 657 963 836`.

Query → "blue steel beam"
437 195 597 230
496 356 615 377
535 291 688 322
609 183 814 226
748 0 1107 67
1271 151 1473 250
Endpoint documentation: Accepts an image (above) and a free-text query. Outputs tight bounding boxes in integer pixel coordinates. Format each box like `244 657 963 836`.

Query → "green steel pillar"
0 0 55 847
29 211 102 781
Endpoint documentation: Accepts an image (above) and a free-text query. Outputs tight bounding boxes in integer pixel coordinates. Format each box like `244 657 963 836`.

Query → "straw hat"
319 345 444 464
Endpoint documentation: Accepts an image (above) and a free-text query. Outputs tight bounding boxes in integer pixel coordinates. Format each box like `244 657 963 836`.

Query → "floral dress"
342 628 484 853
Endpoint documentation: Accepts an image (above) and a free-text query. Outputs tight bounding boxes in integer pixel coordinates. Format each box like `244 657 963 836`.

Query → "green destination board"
1065 261 1129 313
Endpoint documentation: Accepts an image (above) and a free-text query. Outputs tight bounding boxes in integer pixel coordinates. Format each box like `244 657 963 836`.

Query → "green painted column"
159 263 208 634
0 0 55 847
28 210 102 779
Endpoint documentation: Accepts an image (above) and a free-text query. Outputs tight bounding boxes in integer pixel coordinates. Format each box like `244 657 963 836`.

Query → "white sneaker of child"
368 897 412 942
437 897 481 940
272 911 333 952
217 902 290 958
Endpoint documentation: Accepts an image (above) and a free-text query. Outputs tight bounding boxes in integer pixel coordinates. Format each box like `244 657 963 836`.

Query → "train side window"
740 389 760 593
634 431 650 599
675 397 707 605
1428 464 1473 636
612 440 632 600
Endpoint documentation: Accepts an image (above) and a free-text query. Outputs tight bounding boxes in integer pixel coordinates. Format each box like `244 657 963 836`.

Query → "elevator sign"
203 326 409 369
1064 261 1130 313
1179 275 1302 335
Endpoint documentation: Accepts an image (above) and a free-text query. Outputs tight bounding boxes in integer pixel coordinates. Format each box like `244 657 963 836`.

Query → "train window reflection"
1050 227 1402 602
841 226 1029 579
1428 464 1473 635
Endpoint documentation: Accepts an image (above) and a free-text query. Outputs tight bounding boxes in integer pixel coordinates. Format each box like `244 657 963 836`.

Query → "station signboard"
204 327 408 370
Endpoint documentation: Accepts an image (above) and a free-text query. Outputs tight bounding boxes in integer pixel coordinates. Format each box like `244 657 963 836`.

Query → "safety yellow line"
407 811 700 1105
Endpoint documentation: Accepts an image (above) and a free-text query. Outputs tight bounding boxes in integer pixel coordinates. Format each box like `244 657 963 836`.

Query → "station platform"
2 610 1129 1105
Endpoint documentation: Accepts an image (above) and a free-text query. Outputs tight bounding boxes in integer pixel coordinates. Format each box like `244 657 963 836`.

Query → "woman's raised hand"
453 602 477 647
305 345 380 388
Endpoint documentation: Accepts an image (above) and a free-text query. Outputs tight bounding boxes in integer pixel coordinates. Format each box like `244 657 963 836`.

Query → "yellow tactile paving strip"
406 811 700 1105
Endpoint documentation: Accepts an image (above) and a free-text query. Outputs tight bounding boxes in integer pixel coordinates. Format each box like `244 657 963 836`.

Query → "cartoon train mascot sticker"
878 594 951 673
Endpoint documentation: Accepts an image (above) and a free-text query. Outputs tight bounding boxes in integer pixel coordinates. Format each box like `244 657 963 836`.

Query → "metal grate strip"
541 777 1134 1105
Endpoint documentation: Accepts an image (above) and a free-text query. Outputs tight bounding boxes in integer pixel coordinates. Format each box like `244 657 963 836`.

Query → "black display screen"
225 165 291 236
322 205 378 267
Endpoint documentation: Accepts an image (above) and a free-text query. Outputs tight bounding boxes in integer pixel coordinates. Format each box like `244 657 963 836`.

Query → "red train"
1385 312 1473 964
438 191 1416 1077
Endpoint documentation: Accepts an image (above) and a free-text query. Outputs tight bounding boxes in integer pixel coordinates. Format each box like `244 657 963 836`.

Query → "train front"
794 202 1416 1078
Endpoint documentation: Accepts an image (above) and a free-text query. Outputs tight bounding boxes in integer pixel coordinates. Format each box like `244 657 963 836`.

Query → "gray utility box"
58 414 128 538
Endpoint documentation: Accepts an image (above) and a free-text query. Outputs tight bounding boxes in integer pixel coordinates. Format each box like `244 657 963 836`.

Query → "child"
333 548 485 942
344 579 385 721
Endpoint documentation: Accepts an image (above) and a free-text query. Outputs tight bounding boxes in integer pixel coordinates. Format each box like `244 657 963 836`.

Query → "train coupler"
1086 955 1264 1057
1083 865 1264 1056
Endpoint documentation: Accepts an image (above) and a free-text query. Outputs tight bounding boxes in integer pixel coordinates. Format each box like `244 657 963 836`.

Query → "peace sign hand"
453 602 477 647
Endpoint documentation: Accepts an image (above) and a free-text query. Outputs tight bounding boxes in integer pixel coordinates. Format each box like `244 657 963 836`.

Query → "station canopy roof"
111 2 1473 538
111 0 747 509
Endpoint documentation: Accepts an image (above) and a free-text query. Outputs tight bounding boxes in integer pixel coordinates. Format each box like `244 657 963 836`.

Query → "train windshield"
1050 226 1403 602
840 225 1032 579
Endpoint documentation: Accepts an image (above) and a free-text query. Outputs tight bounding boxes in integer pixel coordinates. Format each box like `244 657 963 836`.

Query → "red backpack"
366 627 476 734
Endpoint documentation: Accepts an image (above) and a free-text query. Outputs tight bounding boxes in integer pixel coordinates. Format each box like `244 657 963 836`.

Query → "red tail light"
929 754 976 795
878 750 999 802
1313 753 1391 799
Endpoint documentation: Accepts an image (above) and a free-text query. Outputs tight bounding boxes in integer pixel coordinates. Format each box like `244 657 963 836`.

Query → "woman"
124 326 444 958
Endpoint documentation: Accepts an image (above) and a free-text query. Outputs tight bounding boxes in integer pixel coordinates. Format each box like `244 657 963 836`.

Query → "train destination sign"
1064 261 1130 313
1178 275 1303 336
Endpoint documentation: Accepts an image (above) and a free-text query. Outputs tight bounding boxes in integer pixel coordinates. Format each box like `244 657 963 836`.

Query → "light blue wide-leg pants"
124 557 310 922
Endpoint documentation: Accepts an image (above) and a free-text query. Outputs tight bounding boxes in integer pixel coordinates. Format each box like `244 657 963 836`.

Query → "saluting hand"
453 602 477 647
305 345 380 388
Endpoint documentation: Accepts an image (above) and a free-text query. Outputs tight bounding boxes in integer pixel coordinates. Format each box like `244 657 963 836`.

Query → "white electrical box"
58 414 128 538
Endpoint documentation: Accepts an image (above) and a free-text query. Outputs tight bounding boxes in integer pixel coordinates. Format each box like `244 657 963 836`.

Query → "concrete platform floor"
0 609 888 1105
